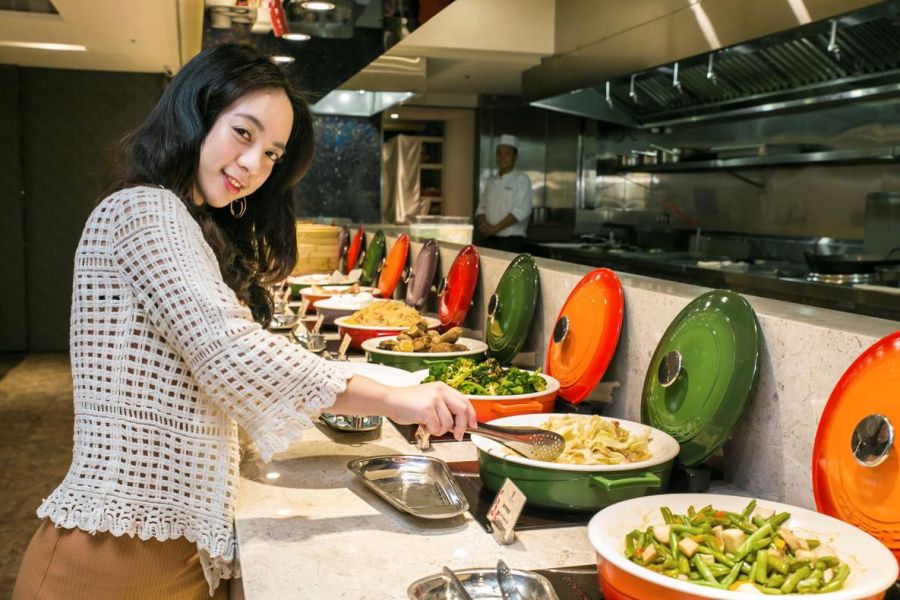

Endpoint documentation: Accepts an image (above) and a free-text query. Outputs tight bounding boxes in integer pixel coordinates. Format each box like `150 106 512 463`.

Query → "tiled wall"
384 233 898 509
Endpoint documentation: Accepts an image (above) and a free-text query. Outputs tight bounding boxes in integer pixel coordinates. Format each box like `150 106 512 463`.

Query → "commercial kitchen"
1 1 899 599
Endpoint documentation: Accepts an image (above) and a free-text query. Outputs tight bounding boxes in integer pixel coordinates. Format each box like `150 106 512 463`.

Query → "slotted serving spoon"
467 422 565 462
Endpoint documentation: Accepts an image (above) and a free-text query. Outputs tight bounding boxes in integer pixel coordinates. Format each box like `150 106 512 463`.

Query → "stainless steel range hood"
530 0 900 127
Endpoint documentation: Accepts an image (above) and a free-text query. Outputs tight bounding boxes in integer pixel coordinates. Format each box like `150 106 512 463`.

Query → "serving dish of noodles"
471 413 680 472
343 300 422 327
540 414 652 466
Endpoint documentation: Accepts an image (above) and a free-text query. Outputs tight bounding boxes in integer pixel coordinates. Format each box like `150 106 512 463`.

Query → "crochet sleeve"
110 188 353 461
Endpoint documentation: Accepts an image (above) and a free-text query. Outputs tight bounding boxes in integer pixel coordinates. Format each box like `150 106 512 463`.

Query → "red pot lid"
545 268 624 404
405 239 439 309
438 245 479 331
377 234 409 299
336 226 349 273
345 226 365 273
813 331 900 567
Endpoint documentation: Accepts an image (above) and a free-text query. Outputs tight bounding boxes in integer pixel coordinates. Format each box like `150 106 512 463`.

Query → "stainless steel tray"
407 567 560 599
348 455 469 519
320 413 383 432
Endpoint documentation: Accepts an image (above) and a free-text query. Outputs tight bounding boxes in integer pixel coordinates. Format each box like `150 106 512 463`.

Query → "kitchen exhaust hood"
531 0 900 128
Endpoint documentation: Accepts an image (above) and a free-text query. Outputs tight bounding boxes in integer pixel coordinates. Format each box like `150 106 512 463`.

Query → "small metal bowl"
407 567 559 599
270 312 300 330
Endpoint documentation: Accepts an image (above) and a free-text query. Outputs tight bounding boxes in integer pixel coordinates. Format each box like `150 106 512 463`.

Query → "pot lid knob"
487 293 499 318
658 350 683 388
851 414 894 467
553 316 570 344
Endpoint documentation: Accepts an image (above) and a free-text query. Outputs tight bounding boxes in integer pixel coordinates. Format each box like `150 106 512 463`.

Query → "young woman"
13 43 475 600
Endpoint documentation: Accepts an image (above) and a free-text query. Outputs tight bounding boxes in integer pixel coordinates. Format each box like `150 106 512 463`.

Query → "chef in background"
475 134 533 253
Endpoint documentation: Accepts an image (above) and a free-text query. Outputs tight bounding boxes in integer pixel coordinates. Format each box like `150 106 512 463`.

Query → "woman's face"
193 88 294 209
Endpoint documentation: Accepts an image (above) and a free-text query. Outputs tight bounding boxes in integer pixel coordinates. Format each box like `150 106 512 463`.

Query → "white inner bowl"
471 413 679 472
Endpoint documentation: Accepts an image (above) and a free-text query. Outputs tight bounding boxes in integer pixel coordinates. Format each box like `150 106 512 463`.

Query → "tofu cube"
641 544 658 565
755 507 775 520
678 537 699 558
722 528 746 553
652 525 671 544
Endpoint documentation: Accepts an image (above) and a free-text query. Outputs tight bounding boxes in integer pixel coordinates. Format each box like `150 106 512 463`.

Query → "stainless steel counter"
530 242 900 322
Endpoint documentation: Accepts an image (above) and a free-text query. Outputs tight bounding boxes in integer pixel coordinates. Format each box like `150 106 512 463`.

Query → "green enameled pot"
362 337 487 372
472 414 680 512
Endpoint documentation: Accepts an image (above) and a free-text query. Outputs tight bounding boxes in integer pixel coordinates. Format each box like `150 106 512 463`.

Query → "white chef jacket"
475 170 533 237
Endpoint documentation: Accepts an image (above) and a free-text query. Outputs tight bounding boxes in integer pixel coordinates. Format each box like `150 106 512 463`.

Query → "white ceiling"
0 0 202 73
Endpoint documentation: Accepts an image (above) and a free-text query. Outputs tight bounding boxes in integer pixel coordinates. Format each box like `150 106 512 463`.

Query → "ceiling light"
301 1 335 10
0 41 86 52
282 32 311 41
389 113 400 119
271 55 295 64
311 90 413 117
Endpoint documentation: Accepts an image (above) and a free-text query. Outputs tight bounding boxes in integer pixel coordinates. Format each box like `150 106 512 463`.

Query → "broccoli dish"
422 358 547 396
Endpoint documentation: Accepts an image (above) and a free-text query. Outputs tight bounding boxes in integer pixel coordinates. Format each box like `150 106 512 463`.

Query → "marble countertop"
235 420 597 599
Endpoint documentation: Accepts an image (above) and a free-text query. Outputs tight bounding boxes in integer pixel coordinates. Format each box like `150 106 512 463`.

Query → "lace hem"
37 488 237 594
253 359 354 462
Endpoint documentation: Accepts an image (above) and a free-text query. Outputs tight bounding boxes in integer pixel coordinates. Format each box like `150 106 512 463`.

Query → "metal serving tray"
320 413 383 432
347 455 469 519
407 567 560 600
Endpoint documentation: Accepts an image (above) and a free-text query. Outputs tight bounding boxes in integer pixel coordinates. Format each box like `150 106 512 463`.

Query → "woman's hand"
386 382 477 441
329 376 477 441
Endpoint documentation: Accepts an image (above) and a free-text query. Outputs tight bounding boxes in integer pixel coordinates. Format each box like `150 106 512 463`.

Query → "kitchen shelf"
597 146 898 174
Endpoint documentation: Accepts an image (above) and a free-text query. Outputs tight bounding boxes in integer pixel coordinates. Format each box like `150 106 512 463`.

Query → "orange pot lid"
545 268 624 404
377 234 409 298
813 331 900 567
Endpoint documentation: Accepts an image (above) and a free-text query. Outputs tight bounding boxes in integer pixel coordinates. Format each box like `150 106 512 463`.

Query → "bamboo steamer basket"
293 223 341 276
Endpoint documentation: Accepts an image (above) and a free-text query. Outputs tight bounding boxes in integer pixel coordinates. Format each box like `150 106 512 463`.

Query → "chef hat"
497 134 519 150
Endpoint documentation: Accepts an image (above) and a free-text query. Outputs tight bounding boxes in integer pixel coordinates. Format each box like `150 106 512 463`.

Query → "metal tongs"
467 422 565 462
416 422 565 462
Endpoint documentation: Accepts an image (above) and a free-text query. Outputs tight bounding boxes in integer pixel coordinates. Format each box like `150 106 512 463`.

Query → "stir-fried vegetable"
625 501 851 594
422 358 547 395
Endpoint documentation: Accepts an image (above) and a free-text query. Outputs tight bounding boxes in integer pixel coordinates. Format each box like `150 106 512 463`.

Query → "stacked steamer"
293 223 341 276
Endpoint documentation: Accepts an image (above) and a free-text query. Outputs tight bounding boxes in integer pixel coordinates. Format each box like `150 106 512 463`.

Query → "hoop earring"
230 197 247 219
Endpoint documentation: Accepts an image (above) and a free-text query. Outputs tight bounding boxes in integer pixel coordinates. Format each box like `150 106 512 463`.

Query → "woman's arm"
329 377 477 440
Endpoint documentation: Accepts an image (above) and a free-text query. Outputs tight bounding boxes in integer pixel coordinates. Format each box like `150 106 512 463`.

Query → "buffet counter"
234 420 595 599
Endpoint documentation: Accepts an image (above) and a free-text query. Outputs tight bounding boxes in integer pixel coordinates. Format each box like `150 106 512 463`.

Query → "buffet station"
235 225 900 599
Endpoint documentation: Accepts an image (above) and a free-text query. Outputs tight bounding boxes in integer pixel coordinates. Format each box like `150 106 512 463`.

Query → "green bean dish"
625 500 851 594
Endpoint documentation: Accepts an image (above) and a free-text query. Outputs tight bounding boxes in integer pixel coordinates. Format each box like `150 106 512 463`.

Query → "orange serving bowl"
588 493 898 600
411 369 560 422
334 316 440 350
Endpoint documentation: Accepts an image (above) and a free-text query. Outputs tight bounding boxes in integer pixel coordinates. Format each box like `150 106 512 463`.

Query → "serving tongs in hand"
468 422 565 462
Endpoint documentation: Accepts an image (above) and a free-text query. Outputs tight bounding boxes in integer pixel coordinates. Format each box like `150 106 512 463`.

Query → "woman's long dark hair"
110 43 313 326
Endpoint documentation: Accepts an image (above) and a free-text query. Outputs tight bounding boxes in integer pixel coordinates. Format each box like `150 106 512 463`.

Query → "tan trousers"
13 520 229 600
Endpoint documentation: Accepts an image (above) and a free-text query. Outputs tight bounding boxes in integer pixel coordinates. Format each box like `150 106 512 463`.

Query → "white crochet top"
38 186 352 593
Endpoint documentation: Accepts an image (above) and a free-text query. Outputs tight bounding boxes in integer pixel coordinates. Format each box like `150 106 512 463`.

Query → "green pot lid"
485 254 539 365
641 290 761 467
359 230 386 286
